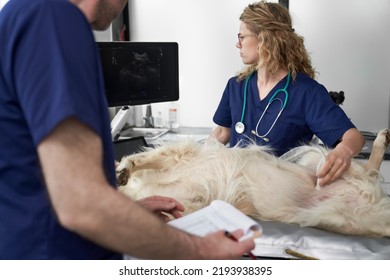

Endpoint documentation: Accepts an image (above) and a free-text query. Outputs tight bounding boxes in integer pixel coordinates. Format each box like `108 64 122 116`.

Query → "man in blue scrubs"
0 0 255 259
212 1 364 186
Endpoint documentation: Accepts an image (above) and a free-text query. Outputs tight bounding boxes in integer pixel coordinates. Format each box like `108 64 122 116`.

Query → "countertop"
145 126 213 146
120 126 390 160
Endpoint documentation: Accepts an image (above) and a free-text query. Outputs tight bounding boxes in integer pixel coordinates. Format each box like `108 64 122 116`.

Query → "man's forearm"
75 185 201 259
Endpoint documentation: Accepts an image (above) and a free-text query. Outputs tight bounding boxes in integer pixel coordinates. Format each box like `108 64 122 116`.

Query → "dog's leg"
364 128 390 172
125 143 200 172
116 142 202 186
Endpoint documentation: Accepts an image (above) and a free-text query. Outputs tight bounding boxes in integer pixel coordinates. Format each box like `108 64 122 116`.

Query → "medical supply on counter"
168 102 179 131
154 110 164 128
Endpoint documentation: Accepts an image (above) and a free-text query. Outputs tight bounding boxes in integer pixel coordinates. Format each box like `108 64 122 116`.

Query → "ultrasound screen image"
98 42 179 107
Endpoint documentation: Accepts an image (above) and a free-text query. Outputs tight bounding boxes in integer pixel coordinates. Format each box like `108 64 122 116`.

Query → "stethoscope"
234 71 290 142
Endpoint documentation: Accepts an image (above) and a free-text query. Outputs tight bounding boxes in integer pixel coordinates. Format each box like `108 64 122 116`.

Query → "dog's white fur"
117 129 390 237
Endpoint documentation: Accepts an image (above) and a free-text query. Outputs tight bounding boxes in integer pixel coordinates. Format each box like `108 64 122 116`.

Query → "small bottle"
154 110 164 128
168 102 179 131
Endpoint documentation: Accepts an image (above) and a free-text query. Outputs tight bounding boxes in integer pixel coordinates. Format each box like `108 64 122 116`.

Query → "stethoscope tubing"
240 71 254 124
236 71 290 141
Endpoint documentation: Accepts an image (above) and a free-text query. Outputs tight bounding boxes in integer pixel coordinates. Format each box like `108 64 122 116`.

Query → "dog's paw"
116 168 130 186
374 128 390 149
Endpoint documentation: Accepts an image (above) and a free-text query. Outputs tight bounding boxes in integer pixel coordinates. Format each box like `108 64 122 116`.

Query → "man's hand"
196 229 256 259
137 196 185 222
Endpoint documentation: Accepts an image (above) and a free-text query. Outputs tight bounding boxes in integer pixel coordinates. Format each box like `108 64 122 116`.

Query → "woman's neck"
256 68 288 100
257 68 288 85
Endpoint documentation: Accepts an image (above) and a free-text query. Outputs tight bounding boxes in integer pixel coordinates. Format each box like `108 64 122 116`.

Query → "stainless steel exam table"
252 220 390 260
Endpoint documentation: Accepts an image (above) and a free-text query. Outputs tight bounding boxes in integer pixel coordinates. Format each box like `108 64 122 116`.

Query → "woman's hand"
317 128 364 186
316 143 353 186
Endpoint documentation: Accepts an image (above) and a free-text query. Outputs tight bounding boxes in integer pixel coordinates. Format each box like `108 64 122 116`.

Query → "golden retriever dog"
116 129 390 237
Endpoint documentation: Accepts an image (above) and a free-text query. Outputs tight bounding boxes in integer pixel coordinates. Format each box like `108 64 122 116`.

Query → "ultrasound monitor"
97 42 179 107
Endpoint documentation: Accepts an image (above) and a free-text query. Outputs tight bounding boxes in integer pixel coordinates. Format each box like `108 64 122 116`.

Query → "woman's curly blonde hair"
237 1 316 81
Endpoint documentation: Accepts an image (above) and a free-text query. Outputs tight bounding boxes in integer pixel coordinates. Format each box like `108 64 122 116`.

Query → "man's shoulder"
2 0 76 14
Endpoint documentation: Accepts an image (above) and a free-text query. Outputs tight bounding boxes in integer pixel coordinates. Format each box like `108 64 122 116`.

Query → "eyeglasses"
237 33 255 43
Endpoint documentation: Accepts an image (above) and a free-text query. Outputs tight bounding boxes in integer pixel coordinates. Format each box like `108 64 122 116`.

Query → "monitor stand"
110 106 133 141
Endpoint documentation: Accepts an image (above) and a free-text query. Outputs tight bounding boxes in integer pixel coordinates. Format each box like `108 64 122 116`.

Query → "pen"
224 231 257 260
284 248 318 260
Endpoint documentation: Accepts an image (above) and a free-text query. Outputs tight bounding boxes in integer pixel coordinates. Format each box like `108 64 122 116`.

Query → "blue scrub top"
213 72 355 156
0 0 121 259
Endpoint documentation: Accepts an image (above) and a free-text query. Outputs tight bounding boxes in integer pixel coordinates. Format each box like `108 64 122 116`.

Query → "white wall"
290 0 390 132
129 0 390 132
129 0 271 127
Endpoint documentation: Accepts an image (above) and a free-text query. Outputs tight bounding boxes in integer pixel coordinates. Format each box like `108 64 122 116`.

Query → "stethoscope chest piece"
235 122 245 134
